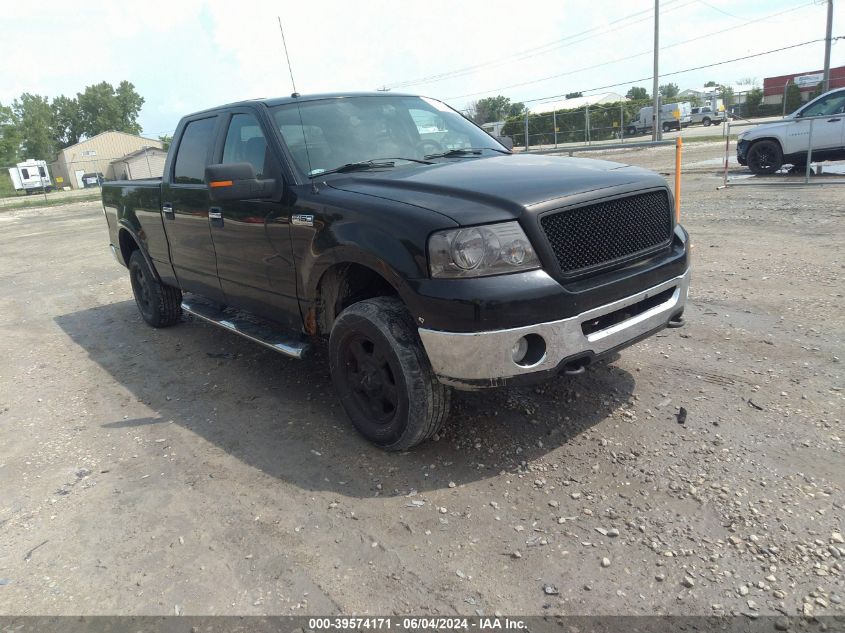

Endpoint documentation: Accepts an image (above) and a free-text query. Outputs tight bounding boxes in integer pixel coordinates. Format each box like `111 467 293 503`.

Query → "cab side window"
222 113 271 178
802 92 845 118
173 117 217 184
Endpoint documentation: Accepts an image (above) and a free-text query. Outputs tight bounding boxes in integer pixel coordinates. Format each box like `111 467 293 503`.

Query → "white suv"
737 88 845 175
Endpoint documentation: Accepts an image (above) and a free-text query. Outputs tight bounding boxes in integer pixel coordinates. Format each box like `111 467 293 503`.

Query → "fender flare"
117 220 162 282
305 246 412 304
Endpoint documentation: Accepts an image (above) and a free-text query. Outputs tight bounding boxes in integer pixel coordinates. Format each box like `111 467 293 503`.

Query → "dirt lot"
0 147 843 618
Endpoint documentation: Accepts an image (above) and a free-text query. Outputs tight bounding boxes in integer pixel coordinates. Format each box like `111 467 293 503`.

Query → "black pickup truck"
102 92 690 450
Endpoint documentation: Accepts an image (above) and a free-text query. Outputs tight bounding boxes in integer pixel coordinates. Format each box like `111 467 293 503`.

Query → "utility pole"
652 0 661 141
823 0 833 92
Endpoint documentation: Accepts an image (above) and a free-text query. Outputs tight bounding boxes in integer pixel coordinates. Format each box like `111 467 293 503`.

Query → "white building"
530 92 627 114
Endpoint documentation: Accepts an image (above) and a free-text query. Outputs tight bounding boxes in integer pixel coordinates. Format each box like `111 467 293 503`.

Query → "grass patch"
0 191 101 211
682 134 737 144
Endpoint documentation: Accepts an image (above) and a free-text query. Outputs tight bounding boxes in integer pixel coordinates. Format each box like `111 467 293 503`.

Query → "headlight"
428 221 540 278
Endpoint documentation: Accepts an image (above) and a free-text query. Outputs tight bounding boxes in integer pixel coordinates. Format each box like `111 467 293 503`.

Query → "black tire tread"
129 249 182 328
330 296 450 451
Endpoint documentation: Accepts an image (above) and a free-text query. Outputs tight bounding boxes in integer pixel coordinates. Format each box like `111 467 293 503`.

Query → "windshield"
270 95 506 177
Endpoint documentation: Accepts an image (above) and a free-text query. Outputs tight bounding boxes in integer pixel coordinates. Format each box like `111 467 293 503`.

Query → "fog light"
512 337 528 363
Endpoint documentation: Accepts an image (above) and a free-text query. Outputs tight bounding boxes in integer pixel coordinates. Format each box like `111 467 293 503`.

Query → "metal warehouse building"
51 131 164 189
109 147 167 181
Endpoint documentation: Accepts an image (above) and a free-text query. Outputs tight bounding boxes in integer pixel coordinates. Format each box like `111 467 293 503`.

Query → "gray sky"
2 0 840 138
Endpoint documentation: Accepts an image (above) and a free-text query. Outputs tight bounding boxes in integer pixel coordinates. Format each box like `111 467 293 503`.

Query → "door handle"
209 207 224 228
828 118 841 122
162 202 175 220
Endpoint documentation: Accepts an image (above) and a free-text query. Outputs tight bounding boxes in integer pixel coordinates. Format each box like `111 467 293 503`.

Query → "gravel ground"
0 151 842 617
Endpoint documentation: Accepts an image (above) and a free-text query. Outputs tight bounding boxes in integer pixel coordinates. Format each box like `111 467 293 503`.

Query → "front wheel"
128 249 182 327
702 117 711 127
626 126 637 136
747 140 783 175
661 122 671 132
329 297 451 450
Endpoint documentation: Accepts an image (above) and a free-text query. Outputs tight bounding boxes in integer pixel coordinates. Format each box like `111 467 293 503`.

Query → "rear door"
208 108 300 329
161 115 225 302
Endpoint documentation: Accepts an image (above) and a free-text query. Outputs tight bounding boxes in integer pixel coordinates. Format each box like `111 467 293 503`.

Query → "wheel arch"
747 136 784 153
307 254 407 336
117 221 161 282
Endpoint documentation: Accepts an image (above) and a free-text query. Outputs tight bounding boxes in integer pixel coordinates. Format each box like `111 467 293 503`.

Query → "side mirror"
205 163 277 201
497 136 514 150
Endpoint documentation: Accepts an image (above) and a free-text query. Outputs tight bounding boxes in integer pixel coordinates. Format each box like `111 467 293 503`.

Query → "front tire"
329 297 451 450
747 140 783 175
128 249 182 328
662 122 671 133
702 117 711 127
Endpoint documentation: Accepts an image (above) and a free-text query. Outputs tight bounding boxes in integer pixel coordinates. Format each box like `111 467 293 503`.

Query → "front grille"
540 190 673 275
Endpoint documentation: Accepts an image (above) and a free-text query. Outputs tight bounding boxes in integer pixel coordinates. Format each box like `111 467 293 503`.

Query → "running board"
181 296 311 360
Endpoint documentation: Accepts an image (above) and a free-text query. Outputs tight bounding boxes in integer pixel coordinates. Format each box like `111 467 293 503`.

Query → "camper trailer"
8 159 53 194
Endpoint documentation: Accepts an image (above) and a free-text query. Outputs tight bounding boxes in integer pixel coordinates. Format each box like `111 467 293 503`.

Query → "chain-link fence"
487 97 730 152
1 151 165 209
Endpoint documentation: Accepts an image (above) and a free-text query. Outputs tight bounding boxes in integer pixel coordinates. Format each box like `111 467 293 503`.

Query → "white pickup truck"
737 88 845 175
689 106 724 127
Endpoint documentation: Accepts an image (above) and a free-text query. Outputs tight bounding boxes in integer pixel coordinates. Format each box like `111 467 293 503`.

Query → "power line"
446 1 816 104
383 0 693 90
524 37 840 105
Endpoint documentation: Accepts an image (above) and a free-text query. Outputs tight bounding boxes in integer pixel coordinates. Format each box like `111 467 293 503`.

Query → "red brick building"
763 65 845 104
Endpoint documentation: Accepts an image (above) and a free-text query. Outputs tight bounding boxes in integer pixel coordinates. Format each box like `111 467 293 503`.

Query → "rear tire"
128 249 182 328
702 117 711 127
329 297 451 450
747 140 783 175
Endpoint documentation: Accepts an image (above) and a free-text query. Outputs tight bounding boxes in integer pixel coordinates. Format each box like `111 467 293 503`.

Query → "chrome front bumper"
418 268 690 389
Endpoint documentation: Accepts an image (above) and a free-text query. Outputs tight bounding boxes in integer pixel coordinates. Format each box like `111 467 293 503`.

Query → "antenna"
277 17 299 97
277 16 317 191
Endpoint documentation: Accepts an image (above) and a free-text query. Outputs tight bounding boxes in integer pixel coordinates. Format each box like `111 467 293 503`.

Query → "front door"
784 90 845 156
209 110 300 330
161 115 225 303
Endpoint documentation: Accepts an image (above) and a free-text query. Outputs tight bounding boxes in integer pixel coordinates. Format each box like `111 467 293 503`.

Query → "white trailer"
8 159 53 194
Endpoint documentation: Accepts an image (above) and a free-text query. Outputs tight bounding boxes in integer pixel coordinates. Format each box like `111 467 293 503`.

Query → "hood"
324 153 666 224
739 118 793 140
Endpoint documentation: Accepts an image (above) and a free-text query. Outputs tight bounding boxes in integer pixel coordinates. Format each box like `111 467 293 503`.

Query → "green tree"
809 82 825 100
745 87 764 117
565 91 583 99
507 102 527 117
51 95 84 148
158 134 173 150
0 102 20 166
718 85 735 108
626 86 649 101
13 93 55 160
784 82 802 114
704 80 718 88
78 81 144 137
659 83 679 99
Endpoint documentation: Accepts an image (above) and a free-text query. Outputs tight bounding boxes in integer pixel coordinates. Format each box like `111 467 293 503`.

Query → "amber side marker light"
210 180 233 188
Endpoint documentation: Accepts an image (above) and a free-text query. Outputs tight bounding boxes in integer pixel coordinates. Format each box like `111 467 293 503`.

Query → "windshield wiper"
309 160 395 178
424 147 512 159
308 157 434 179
